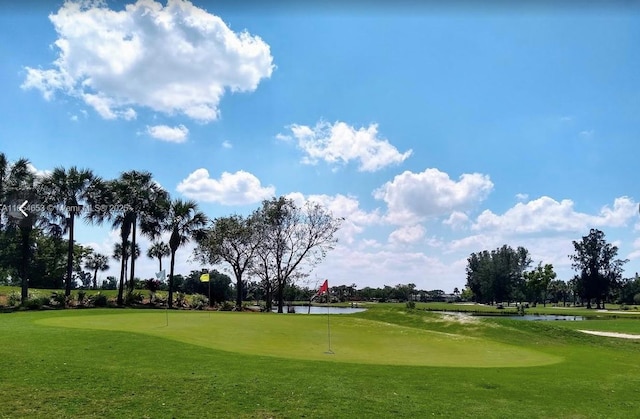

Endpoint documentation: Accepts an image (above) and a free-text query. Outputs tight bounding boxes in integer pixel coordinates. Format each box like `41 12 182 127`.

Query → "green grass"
549 317 640 334
416 301 640 317
1 305 639 418
0 286 121 299
37 310 559 367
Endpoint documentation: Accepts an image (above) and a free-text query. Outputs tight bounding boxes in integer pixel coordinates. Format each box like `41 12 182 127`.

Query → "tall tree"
548 279 569 306
162 199 207 308
466 245 531 304
0 154 40 302
112 241 140 292
41 167 105 296
147 241 170 273
523 263 556 307
0 153 31 229
252 197 342 313
110 171 169 298
195 214 261 310
250 241 276 311
84 250 109 289
111 210 135 305
569 229 627 309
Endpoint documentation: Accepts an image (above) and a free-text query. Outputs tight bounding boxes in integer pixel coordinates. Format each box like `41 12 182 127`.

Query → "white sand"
595 310 640 315
578 330 640 340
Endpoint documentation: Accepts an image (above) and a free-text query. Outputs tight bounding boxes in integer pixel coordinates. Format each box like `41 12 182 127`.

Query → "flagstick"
326 303 333 354
325 291 333 355
208 280 211 318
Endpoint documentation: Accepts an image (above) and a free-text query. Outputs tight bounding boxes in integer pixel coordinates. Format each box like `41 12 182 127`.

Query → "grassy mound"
2 305 639 417
38 310 560 367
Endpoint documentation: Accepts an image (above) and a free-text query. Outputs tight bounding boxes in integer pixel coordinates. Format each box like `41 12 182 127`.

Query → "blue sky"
1 0 639 292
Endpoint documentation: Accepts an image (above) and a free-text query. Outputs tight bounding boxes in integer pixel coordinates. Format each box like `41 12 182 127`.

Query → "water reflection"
273 306 367 314
437 311 584 321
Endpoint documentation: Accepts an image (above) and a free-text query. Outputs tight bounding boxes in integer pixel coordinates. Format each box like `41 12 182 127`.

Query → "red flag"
317 279 328 295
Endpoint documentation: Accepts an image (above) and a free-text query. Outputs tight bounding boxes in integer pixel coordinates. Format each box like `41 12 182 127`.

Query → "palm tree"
0 153 31 229
112 241 140 295
111 210 135 305
109 171 169 302
147 241 170 273
163 199 208 308
40 167 104 296
84 251 109 289
0 153 39 303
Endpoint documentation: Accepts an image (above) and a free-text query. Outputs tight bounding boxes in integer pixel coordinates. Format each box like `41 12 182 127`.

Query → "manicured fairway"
38 310 560 367
2 306 640 418
548 317 640 335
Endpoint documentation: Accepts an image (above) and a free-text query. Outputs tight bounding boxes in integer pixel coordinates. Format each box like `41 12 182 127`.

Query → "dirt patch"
578 330 640 340
432 312 482 325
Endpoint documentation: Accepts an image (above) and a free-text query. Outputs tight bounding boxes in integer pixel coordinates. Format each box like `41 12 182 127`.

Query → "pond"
505 314 584 321
436 311 585 321
273 306 367 315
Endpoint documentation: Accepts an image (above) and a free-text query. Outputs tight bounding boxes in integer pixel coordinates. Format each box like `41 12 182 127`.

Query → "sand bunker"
578 330 640 340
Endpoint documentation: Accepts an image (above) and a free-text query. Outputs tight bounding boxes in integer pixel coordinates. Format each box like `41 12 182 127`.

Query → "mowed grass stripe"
37 310 561 367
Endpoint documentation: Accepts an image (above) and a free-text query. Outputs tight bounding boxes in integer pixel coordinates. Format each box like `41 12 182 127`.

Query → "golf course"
1 304 639 418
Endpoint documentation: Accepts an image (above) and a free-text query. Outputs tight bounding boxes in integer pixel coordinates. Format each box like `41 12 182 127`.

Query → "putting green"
37 311 561 367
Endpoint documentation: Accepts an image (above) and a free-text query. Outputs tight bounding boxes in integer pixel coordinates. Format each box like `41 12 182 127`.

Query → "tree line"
0 152 342 312
464 229 637 308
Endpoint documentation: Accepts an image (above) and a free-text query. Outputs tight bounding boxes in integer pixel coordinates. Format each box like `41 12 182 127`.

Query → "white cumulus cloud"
443 211 470 230
472 196 637 234
176 168 275 205
27 163 51 178
373 168 494 225
389 224 426 245
285 192 382 244
21 0 274 122
147 124 189 143
283 121 412 172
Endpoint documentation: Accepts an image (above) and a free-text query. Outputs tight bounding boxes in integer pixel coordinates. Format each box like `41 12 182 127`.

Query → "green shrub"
125 291 144 306
405 301 416 309
188 294 209 310
7 291 21 307
77 290 87 306
91 293 108 307
151 291 167 306
219 301 234 311
175 292 187 308
50 292 66 307
24 298 43 310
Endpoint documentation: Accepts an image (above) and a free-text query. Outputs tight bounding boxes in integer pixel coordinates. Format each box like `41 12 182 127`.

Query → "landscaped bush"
188 294 209 310
77 290 87 306
125 291 144 306
175 292 187 308
24 297 43 310
12 291 52 309
405 301 416 309
7 291 21 307
91 293 108 307
152 291 167 306
50 292 66 307
219 301 234 311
